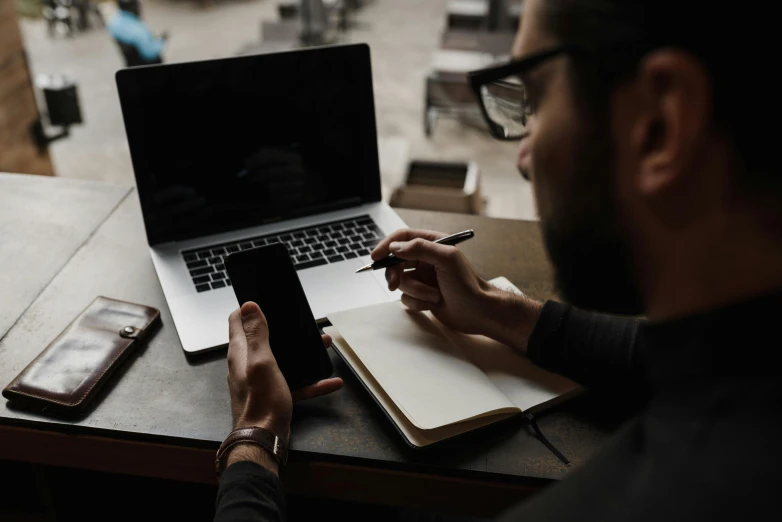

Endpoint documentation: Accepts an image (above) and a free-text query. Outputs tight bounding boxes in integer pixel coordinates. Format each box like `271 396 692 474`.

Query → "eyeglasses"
467 47 570 141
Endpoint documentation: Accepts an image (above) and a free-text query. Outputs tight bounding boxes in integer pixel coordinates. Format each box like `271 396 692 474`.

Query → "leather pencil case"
3 296 161 413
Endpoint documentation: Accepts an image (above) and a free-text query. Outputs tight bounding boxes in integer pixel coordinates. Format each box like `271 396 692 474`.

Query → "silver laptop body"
117 44 405 353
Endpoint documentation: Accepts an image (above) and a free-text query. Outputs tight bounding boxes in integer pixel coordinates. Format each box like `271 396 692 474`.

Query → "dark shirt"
215 292 782 521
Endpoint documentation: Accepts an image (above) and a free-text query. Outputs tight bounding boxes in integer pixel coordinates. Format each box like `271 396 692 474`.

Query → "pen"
355 229 475 273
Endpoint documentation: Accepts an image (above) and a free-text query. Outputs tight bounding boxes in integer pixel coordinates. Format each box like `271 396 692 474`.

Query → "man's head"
510 0 779 316
118 0 141 17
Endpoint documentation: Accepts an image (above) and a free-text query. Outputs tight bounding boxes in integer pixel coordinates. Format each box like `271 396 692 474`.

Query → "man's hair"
118 0 139 12
540 0 777 197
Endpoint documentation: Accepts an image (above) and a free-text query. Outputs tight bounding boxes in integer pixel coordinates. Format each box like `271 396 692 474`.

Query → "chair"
262 0 338 46
446 0 489 31
43 0 75 37
440 29 516 58
115 41 162 67
424 50 494 136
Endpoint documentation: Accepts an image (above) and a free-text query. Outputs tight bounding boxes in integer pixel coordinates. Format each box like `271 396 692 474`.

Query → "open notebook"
324 277 581 449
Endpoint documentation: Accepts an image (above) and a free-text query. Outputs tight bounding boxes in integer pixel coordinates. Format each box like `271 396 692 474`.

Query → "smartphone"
225 243 333 389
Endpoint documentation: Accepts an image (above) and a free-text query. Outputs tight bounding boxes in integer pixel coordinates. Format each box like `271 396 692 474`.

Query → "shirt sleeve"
214 461 286 522
133 25 165 61
108 15 165 61
526 301 645 388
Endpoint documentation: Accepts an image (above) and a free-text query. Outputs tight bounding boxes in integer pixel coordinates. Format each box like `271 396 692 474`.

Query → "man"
215 0 782 520
107 0 167 66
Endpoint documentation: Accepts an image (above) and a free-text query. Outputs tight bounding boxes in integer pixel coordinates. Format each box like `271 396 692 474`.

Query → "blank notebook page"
328 302 518 431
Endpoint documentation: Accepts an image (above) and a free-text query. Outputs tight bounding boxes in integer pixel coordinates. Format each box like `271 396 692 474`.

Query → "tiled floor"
20 0 537 220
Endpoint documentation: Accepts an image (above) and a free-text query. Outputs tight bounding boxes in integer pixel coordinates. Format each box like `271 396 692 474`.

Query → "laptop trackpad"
299 259 397 320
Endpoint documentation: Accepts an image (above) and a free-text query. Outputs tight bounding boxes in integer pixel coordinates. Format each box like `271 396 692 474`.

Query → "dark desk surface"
0 174 619 516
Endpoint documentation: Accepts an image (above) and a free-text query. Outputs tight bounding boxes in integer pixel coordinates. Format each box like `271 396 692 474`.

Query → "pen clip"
434 229 474 244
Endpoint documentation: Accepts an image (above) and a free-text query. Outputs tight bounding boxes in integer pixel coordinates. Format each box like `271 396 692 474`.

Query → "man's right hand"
372 229 544 354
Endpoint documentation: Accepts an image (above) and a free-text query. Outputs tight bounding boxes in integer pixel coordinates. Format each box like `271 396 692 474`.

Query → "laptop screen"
116 44 381 246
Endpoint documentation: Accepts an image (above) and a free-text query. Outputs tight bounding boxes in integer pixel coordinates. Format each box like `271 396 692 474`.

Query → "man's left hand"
227 302 343 468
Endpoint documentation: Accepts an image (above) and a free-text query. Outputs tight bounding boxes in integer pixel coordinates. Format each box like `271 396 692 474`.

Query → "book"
324 277 581 449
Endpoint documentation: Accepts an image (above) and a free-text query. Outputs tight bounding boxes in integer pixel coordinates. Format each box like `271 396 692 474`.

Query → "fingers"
390 238 459 268
321 333 332 348
397 273 441 304
291 377 344 402
401 293 437 312
385 264 404 291
240 302 269 342
239 302 273 367
372 229 447 261
227 308 248 372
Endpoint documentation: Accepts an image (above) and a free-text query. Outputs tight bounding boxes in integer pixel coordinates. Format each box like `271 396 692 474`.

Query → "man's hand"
373 229 544 353
226 302 343 473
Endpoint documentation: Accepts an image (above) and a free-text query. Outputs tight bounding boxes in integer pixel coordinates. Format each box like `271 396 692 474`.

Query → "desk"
0 173 618 517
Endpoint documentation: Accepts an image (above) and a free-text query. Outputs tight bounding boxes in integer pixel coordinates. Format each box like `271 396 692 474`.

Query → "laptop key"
207 257 221 265
215 263 225 271
316 234 329 242
304 236 317 245
327 254 344 263
357 249 370 256
336 246 349 253
330 231 344 239
183 253 197 263
337 238 350 245
310 251 323 258
306 229 320 237
196 283 211 292
299 245 312 253
280 234 292 241
295 258 328 271
291 240 304 248
324 240 337 248
253 239 266 247
361 239 380 249
295 254 310 262
226 279 232 286
323 248 336 256
198 251 212 260
190 266 214 277
193 275 211 285
211 280 226 289
239 242 253 250
344 252 358 259
293 232 306 239
212 272 226 280
187 259 207 269
312 244 324 250
226 245 239 253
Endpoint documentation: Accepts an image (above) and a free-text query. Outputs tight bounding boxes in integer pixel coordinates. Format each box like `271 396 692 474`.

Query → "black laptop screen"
116 44 381 245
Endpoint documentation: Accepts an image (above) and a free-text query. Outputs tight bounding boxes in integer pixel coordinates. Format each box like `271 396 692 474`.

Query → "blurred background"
4 0 536 220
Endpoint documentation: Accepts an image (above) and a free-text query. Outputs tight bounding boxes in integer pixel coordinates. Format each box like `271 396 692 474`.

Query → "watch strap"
216 427 288 476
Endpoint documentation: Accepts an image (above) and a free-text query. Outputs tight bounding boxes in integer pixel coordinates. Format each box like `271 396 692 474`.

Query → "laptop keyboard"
181 215 384 293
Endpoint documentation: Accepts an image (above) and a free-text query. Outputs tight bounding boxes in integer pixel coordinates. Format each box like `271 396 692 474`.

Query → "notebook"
324 277 581 448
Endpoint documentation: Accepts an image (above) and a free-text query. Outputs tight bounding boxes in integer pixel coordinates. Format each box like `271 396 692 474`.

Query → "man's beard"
538 123 645 316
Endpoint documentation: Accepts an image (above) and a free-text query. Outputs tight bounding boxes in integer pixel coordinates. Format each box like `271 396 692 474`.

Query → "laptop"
116 44 407 354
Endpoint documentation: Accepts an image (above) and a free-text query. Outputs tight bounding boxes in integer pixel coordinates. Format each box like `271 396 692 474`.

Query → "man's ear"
632 50 713 198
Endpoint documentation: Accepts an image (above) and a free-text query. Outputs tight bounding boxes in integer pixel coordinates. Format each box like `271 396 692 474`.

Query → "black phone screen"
225 244 333 388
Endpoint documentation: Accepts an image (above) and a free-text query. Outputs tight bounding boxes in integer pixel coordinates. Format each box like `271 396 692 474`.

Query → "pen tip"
355 264 372 273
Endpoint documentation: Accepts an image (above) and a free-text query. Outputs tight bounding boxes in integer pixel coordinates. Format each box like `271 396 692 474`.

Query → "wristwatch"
215 427 288 477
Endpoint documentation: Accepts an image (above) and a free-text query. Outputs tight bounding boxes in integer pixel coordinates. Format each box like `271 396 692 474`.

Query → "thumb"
390 238 457 268
240 301 269 346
